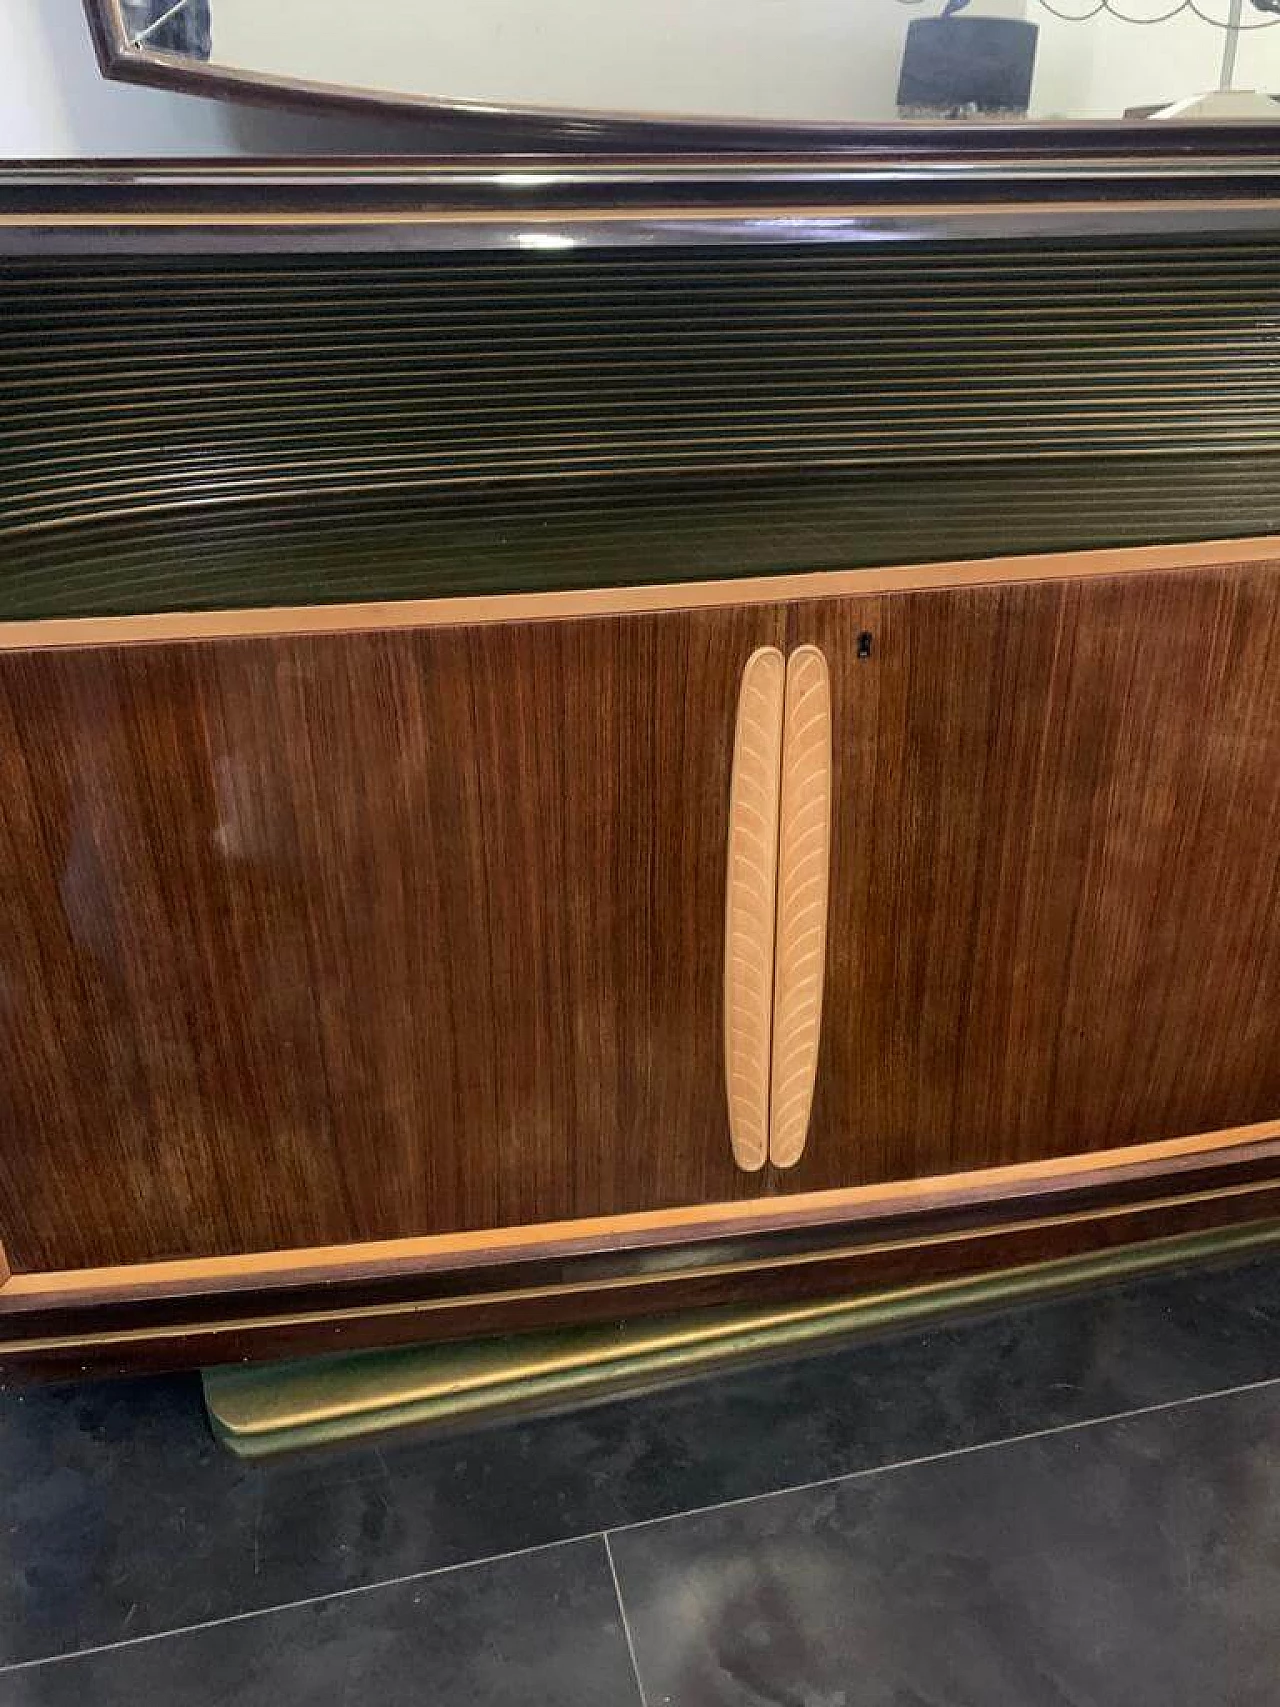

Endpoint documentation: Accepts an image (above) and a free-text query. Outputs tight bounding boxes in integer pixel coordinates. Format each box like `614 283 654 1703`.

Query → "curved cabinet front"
5 544 1280 1369
785 560 1280 1192
0 602 786 1272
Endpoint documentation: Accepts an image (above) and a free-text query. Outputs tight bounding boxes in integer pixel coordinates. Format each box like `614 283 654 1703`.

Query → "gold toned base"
202 1222 1280 1458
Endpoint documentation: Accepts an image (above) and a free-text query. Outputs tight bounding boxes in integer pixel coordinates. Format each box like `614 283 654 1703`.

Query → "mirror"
96 0 1280 132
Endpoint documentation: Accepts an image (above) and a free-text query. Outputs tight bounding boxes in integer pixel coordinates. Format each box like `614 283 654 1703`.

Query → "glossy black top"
4 154 1280 253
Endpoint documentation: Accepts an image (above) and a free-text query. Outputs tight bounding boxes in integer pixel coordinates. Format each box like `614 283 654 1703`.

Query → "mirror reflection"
118 0 1280 125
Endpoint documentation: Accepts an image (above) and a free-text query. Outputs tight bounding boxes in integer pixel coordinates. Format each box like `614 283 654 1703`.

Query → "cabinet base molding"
203 1219 1280 1458
4 1124 1280 1381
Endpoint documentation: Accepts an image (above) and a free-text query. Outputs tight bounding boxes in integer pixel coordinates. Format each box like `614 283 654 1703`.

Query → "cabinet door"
786 564 1280 1189
0 605 782 1272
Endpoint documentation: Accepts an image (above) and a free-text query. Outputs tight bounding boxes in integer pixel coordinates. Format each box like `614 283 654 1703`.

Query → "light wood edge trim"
5 199 1279 230
0 1240 9 1288
724 647 786 1173
770 645 832 1169
1 535 1278 652
7 1178 1280 1359
5 1120 1280 1307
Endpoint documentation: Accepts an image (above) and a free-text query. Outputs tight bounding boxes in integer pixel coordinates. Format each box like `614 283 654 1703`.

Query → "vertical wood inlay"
769 645 833 1170
724 647 787 1173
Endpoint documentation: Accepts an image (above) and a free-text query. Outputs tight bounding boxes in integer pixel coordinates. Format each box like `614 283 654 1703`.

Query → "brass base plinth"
203 1222 1280 1458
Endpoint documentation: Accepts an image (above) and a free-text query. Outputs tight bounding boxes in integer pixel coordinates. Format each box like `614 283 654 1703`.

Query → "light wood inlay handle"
724 646 786 1173
769 645 832 1170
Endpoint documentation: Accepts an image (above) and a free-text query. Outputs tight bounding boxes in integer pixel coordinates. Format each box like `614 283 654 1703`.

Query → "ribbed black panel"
4 464 1280 622
4 239 1280 617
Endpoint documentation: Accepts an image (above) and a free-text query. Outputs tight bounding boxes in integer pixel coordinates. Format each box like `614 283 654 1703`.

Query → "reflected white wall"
209 0 1033 123
205 0 1280 123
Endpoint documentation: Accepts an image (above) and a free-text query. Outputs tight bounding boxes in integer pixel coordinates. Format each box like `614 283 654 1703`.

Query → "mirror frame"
83 0 1280 154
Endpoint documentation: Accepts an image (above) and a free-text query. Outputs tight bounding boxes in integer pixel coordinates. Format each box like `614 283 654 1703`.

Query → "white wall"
0 0 232 155
0 0 461 157
1034 6 1280 120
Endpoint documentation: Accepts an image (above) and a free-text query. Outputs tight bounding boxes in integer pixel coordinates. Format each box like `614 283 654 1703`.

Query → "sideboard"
5 160 1280 1377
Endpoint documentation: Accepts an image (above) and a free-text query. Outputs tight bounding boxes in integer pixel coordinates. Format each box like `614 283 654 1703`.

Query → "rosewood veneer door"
0 605 783 1273
781 562 1280 1191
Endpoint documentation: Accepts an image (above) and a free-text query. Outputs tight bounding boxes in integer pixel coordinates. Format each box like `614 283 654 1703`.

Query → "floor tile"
608 1381 1280 1707
6 1253 1280 1664
1 1375 267 1667
0 1537 638 1707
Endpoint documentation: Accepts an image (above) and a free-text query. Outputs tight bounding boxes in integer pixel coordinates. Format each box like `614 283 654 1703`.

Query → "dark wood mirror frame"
81 0 1280 155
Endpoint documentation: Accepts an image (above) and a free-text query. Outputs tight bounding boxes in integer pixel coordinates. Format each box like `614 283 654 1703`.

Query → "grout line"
0 1532 594 1677
603 1534 649 1707
605 1369 1280 1539
8 1369 1280 1677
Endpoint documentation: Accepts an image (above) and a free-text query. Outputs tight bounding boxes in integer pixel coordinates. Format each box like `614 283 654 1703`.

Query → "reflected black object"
119 0 212 60
898 16 1038 117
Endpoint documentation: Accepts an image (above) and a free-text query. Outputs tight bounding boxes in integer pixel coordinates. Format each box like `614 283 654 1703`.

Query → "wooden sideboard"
4 540 1280 1377
7 162 1280 1377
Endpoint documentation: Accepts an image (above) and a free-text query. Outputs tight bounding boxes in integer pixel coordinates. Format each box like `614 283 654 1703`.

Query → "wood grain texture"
769 645 833 1169
786 562 1280 1191
724 647 786 1172
0 603 785 1272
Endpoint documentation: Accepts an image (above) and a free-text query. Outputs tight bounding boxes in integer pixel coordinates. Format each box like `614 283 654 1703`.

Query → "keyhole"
857 632 874 660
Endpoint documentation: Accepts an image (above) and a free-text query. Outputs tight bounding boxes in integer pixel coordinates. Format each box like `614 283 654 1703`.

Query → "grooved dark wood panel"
785 563 1280 1190
10 243 1280 619
0 606 782 1273
20 243 1280 531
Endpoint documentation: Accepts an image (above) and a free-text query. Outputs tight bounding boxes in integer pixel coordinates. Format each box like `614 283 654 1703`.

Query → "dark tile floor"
4 1253 1280 1704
